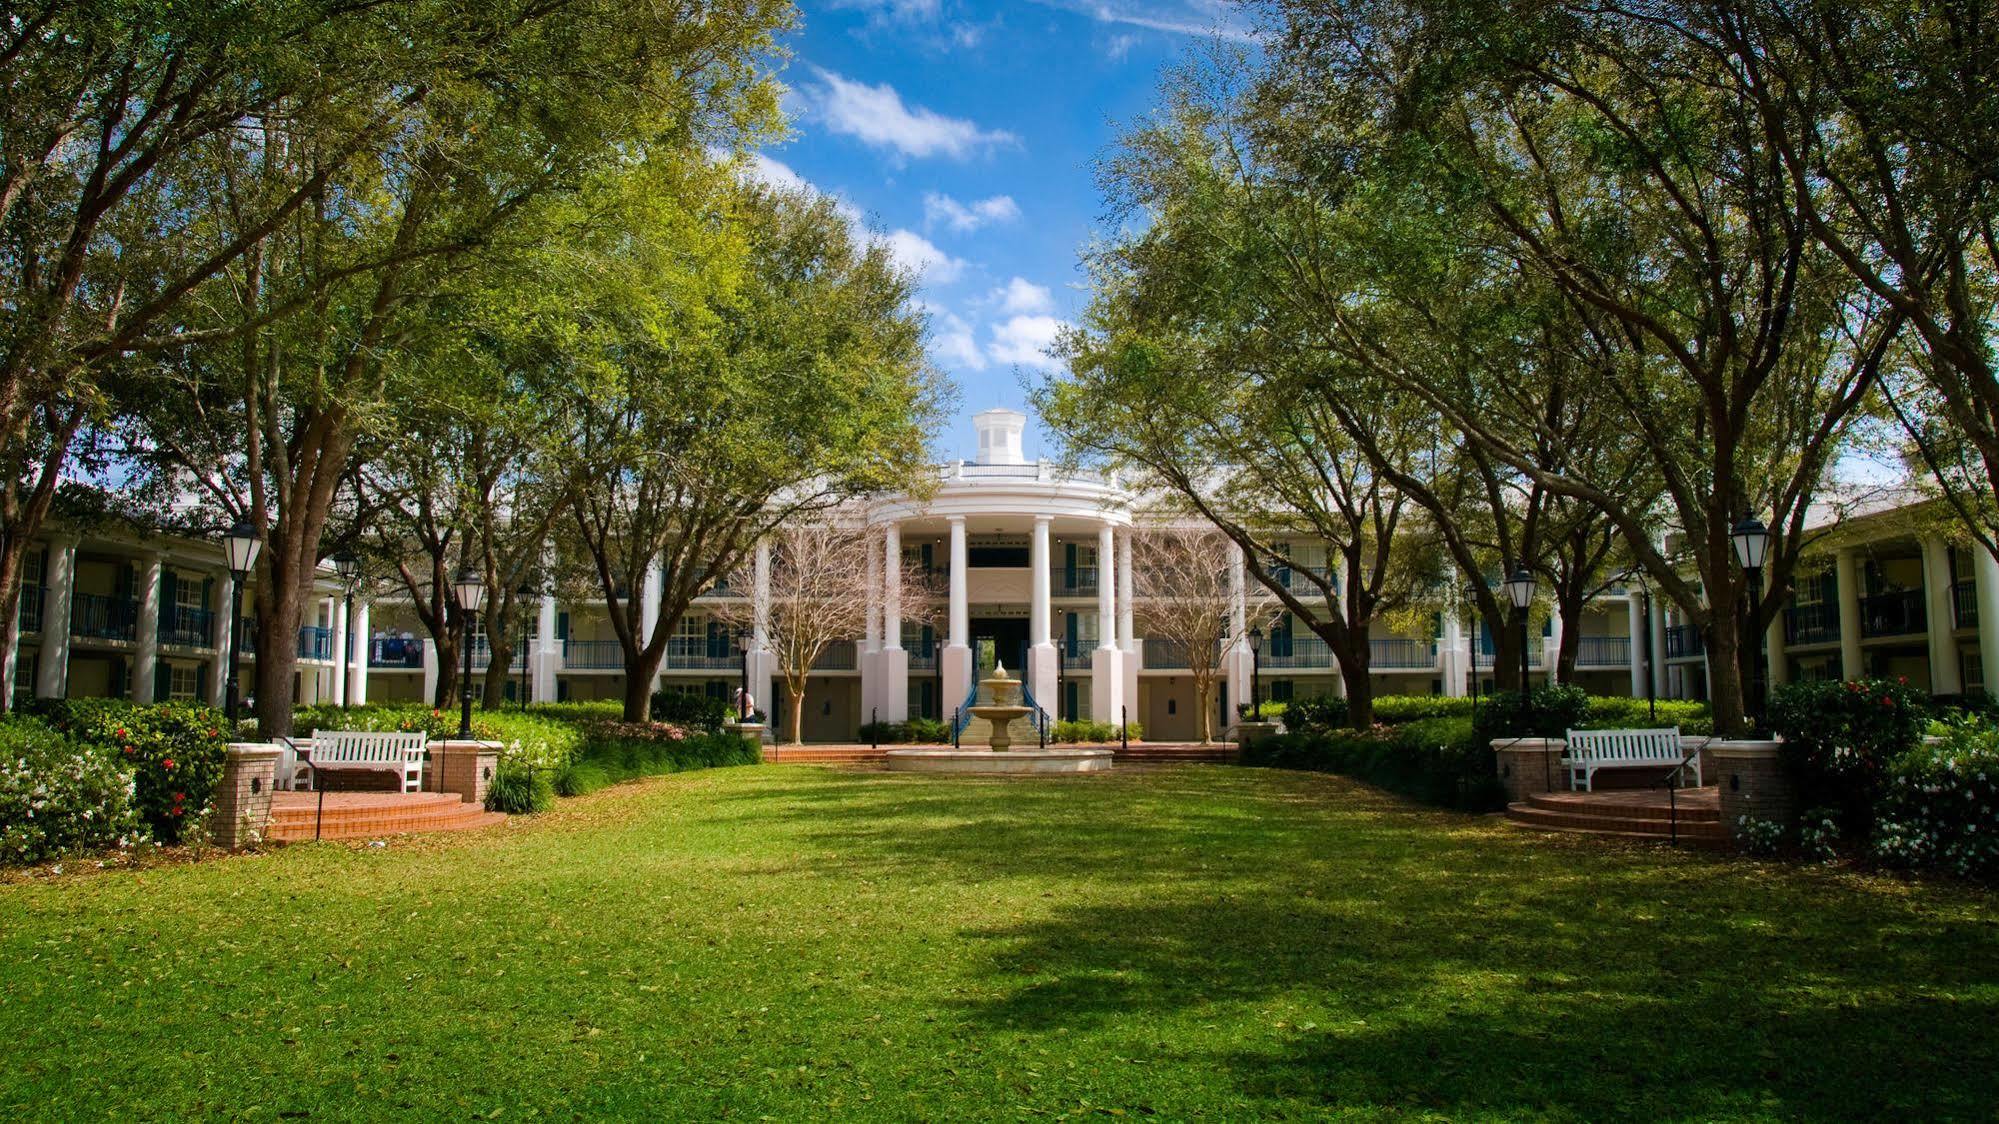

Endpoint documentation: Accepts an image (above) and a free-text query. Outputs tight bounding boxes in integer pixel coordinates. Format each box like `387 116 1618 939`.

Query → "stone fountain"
883 660 1114 775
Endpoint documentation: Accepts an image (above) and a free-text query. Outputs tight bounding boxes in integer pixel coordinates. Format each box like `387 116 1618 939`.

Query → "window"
1270 679 1294 703
969 545 1028 567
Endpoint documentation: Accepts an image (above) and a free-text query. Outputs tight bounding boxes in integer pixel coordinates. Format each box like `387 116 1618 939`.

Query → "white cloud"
923 191 1021 233
993 277 1053 315
739 152 812 196
879 228 966 284
988 314 1069 371
920 302 987 371
810 68 1018 160
1028 1 1253 40
1104 33 1140 61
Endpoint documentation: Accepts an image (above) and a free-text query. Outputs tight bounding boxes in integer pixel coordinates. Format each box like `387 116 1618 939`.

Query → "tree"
1129 527 1277 744
560 178 942 721
710 523 936 744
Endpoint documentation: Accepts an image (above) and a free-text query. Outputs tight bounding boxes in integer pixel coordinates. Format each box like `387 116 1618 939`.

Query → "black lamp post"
515 582 533 710
735 627 751 723
1247 625 1264 720
1731 512 1771 735
452 566 485 738
1635 573 1657 723
332 550 359 710
1505 567 1537 696
1465 583 1483 721
222 521 261 728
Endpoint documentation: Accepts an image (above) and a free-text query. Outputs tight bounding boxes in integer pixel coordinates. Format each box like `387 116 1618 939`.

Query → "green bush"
1241 716 1501 811
649 690 730 732
858 717 953 744
32 699 229 844
553 762 612 797
485 760 554 815
1578 697 1713 734
1473 685 1591 742
1051 719 1141 743
1369 696 1476 725
0 719 142 864
1280 695 1350 734
554 724 760 794
1873 717 1999 881
294 703 584 772
1770 678 1929 837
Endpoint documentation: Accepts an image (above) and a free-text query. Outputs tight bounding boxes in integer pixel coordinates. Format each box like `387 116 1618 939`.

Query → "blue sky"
747 1 1249 461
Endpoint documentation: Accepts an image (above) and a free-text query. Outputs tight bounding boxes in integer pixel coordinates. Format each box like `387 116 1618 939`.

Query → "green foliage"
1472 686 1592 742
1769 679 1929 835
1242 717 1503 812
294 704 584 772
1874 718 1999 881
1368 696 1474 726
1051 719 1140 743
485 762 555 816
0 719 141 865
858 718 952 744
552 725 760 795
31 700 229 844
1579 697 1713 734
650 691 731 733
1279 695 1354 734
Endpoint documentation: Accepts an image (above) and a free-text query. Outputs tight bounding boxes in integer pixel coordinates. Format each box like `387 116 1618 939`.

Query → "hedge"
555 725 761 796
29 698 229 843
0 719 141 864
294 703 585 772
1241 717 1504 812
1282 692 1712 736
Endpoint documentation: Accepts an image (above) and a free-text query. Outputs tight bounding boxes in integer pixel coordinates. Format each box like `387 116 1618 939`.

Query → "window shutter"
556 611 569 640
1064 543 1076 585
201 576 214 611
161 571 178 636
154 660 171 701
109 658 127 698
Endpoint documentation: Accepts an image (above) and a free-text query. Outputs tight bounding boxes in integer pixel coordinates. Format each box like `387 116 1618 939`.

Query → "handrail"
1661 736 1712 847
952 677 979 738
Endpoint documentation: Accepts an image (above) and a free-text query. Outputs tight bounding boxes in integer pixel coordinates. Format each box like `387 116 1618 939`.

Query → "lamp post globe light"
222 520 261 728
1247 625 1264 721
452 566 485 739
1505 567 1536 696
332 551 359 710
1731 512 1771 733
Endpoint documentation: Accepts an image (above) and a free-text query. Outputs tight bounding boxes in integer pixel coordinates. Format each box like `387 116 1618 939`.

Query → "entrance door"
971 618 1029 681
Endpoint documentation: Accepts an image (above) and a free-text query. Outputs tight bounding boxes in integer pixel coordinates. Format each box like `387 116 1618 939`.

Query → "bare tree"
713 524 936 745
1131 527 1277 744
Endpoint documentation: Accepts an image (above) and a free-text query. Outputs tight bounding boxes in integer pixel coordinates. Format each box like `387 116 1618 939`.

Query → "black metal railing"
159 606 214 648
666 637 737 670
1954 579 1978 629
16 586 44 634
1664 624 1703 659
1367 638 1434 669
1785 602 1839 646
370 637 424 668
1859 590 1925 638
1053 565 1098 595
1575 635 1631 666
812 640 857 670
70 592 138 642
563 639 623 669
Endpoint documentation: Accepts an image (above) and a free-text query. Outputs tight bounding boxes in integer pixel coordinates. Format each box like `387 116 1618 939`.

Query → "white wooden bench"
1562 727 1692 792
284 730 429 793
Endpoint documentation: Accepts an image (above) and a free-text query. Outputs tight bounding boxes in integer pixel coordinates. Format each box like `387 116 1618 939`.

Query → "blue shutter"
154 660 171 701
1064 543 1077 587
1064 613 1078 655
556 611 569 640
201 576 214 611
160 571 178 642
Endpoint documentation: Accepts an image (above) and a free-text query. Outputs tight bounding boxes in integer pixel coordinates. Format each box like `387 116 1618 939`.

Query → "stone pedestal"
723 721 766 752
1712 739 1793 846
1235 720 1281 751
427 740 502 805
214 743 281 849
1493 737 1567 804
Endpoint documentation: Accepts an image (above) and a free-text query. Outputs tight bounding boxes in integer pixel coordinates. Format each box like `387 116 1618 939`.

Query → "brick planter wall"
427 740 502 805
1493 737 1566 805
1712 739 1793 846
213 743 281 849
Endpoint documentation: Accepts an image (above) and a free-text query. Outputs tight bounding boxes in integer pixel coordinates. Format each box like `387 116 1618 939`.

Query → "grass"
2 767 1996 1120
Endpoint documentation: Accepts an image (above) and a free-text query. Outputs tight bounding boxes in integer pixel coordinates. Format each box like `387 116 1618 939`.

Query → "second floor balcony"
71 592 138 643
1786 602 1839 646
1367 637 1434 670
563 638 624 669
1954 579 1978 630
16 586 45 634
1664 624 1703 659
1859 590 1925 639
812 640 857 671
158 606 214 649
371 636 424 668
241 622 334 661
1052 565 1098 596
1575 635 1631 667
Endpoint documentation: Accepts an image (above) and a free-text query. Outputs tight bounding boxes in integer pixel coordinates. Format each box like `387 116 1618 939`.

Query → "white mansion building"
12 409 1999 740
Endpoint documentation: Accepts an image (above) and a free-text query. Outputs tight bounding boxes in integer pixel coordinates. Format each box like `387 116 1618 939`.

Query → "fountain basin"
885 747 1114 775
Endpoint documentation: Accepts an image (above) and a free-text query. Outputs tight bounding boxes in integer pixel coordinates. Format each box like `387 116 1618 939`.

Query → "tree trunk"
621 648 663 722
1487 611 1523 693
481 648 512 710
1194 678 1213 744
1703 609 1750 737
253 582 304 739
1339 649 1375 728
0 553 26 715
789 685 807 746
432 631 461 709
1556 593 1587 684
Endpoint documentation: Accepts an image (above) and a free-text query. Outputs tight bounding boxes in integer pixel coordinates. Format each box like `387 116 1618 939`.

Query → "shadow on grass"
731 765 1999 1119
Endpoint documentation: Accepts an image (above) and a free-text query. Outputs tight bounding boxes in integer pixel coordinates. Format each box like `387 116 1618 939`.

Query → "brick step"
1525 791 1721 823
1506 804 1728 844
268 793 504 843
1114 748 1238 763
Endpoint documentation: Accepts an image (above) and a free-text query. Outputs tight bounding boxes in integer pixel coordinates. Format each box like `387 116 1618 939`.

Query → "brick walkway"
761 742 1240 766
1506 786 1726 847
268 791 505 843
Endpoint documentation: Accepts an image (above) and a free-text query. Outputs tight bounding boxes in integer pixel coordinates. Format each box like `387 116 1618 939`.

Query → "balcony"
470 636 530 668
1053 565 1098 596
158 606 214 648
1664 625 1703 659
1367 638 1434 670
666 637 737 671
1954 579 1978 629
563 639 624 669
1575 635 1631 666
1785 602 1839 646
1144 638 1219 670
71 592 138 642
371 636 424 669
298 626 333 661
16 586 45 634
1859 590 1925 639
812 640 856 671
907 645 938 671
1273 564 1334 593
1059 642 1092 670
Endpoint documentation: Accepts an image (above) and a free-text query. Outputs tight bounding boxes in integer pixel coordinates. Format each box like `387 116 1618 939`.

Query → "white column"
1975 546 1999 697
1118 529 1139 729
941 516 972 712
749 542 774 720
132 553 162 703
330 596 349 706
1025 516 1057 712
1921 537 1962 694
1095 524 1117 650
880 523 909 721
421 638 440 706
1544 611 1564 685
1091 522 1123 723
1226 544 1250 718
1626 594 1646 697
1647 594 1668 700
1443 609 1467 698
35 537 77 699
209 569 234 708
349 600 371 706
533 587 559 703
1835 547 1864 680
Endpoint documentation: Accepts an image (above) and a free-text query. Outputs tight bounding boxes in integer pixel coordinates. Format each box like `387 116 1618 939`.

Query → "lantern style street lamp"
1505 567 1536 696
1731 512 1771 732
1247 625 1264 721
333 551 359 710
736 627 752 724
452 566 485 738
222 521 261 727
515 582 533 710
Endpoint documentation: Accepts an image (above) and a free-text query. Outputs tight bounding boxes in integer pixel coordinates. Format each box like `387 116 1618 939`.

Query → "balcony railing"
371 637 424 668
1367 638 1434 670
298 626 333 661
1059 642 1092 670
470 636 530 668
16 586 44 634
1859 590 1925 639
812 640 856 670
1785 602 1840 646
666 637 737 671
1664 625 1703 659
907 645 938 671
1954 579 1978 629
1575 635 1631 666
563 639 624 669
1273 564 1334 592
71 592 138 642
1053 565 1098 596
1143 638 1220 670
159 606 214 648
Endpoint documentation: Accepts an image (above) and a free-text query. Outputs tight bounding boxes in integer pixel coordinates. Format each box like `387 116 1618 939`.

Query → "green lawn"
3 766 1995 1121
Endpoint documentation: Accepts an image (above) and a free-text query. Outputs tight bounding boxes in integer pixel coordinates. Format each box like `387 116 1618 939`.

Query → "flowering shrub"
1768 678 1928 837
0 720 141 864
32 699 228 844
1736 814 1787 856
1797 807 1841 863
295 704 583 772
1872 718 1999 882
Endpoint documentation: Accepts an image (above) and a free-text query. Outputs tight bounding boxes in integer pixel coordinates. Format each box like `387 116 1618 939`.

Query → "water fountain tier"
882 660 1115 775
966 662 1034 752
